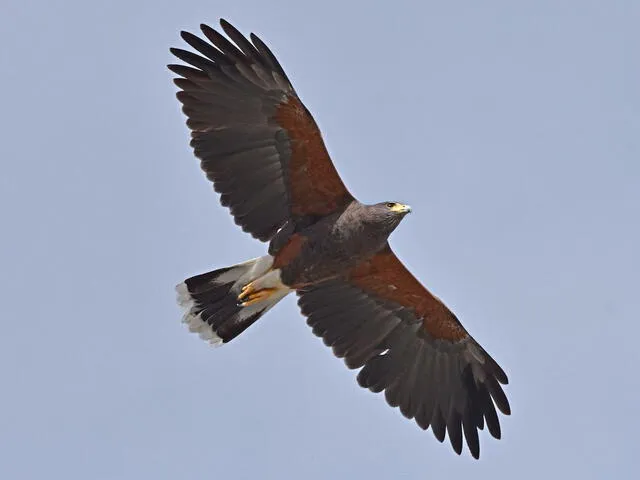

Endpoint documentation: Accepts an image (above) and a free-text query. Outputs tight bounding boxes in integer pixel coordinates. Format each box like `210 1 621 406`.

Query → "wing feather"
170 20 354 242
296 246 510 459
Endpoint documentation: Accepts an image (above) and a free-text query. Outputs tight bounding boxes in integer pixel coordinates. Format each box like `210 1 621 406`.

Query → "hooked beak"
391 203 412 215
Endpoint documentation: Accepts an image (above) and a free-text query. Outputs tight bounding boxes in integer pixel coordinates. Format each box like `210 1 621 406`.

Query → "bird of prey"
169 19 510 459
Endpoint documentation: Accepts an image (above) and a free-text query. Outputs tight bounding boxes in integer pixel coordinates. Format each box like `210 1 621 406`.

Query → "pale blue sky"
1 0 639 478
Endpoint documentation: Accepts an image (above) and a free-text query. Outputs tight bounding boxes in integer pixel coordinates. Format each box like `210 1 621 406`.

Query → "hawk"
169 19 510 459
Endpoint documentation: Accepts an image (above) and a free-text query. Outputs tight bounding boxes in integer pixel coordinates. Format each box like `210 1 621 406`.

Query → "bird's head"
363 201 412 235
381 201 412 216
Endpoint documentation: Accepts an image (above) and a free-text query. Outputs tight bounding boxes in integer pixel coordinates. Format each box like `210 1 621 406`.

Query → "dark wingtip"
200 23 224 47
452 442 463 456
219 18 243 38
495 364 509 385
167 64 183 75
487 413 502 439
501 399 512 416
468 439 480 459
169 47 186 60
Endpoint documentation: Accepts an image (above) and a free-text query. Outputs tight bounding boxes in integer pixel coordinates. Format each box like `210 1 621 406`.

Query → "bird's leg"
237 269 286 307
237 282 277 307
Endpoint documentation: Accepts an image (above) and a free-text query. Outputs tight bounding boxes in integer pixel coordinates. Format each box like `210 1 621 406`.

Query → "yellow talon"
237 282 256 302
238 286 276 307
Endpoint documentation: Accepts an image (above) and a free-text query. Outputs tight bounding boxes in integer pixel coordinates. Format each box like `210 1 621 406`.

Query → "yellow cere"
390 203 412 214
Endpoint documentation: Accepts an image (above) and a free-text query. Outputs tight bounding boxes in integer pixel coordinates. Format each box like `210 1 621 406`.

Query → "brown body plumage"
277 201 410 287
170 19 510 459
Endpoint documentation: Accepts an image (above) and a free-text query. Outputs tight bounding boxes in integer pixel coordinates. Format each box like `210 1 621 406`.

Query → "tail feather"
176 256 290 345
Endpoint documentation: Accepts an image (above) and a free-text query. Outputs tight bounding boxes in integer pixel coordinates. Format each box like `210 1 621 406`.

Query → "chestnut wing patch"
296 246 510 459
349 247 468 341
169 20 353 242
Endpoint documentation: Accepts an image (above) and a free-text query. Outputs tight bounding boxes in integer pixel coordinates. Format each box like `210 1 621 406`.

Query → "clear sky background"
1 0 638 478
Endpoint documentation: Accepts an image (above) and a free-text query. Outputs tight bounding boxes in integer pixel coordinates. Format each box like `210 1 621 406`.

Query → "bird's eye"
386 202 396 208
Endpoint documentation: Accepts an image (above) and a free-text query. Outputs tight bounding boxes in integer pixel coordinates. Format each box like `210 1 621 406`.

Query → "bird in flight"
169 19 510 459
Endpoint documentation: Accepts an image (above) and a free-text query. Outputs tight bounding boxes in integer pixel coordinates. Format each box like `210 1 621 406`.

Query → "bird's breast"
277 224 388 287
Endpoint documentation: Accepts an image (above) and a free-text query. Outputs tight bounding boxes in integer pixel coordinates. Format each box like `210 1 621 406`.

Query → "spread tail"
176 256 290 346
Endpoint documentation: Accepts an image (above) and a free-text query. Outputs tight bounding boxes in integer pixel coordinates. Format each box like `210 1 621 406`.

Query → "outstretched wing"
169 19 354 241
297 246 510 459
